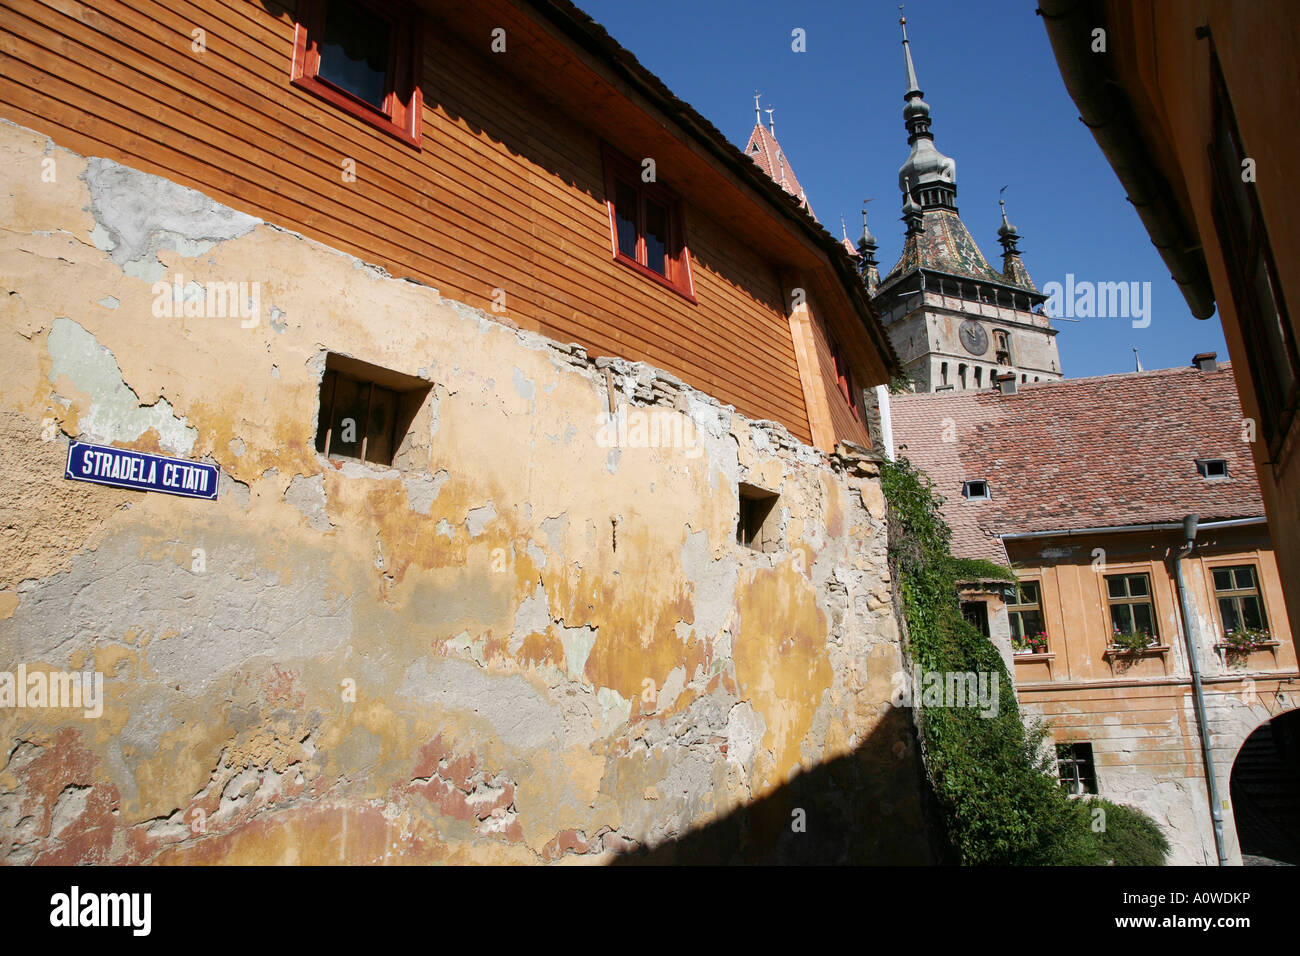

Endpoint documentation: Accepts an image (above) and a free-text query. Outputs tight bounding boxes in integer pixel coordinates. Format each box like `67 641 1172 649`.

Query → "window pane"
1234 567 1256 591
1213 568 1234 592
1009 612 1023 641
1253 257 1298 403
614 181 638 259
1021 610 1044 637
1106 577 1126 599
1219 597 1241 634
1214 105 1255 239
1241 596 1266 631
318 1 391 109
1132 603 1155 636
1112 604 1133 634
1127 575 1148 597
1019 581 1039 605
644 199 668 276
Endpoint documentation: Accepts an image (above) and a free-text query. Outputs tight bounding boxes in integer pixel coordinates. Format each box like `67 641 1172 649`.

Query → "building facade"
890 361 1299 864
0 0 932 864
1041 0 1300 656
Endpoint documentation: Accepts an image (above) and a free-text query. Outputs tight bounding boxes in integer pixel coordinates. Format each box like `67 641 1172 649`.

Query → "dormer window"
963 480 990 500
1197 458 1229 479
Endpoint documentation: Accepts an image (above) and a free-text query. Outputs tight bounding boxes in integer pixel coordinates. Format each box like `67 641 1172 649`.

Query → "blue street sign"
64 440 219 501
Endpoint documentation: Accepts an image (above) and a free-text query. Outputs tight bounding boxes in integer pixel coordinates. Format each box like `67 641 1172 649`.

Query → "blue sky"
576 0 1228 379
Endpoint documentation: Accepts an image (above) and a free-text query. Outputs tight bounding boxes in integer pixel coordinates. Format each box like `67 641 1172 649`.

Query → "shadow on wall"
610 704 948 865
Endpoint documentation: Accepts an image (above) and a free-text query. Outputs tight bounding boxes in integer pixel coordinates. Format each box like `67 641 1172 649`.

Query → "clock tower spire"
867 8 1063 392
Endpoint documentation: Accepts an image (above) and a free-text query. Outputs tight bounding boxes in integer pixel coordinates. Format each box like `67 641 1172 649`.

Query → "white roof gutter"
999 516 1267 541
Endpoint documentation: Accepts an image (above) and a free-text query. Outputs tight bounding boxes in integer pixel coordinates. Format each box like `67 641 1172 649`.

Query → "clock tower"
870 12 1063 392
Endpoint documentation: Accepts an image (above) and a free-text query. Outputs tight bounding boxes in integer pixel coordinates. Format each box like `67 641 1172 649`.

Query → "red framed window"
832 341 859 417
291 0 423 148
602 147 695 300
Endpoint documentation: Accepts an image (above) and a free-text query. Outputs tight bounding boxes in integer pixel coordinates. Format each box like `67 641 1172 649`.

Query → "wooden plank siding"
0 0 868 445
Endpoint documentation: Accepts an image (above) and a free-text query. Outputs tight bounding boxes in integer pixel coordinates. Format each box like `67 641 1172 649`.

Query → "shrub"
1085 799 1172 866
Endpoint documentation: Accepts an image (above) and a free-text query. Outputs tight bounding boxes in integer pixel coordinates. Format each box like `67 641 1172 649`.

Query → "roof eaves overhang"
1038 0 1216 319
519 0 903 379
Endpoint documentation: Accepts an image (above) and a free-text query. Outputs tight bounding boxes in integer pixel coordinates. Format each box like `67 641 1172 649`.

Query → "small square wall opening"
315 353 431 467
737 483 780 552
963 479 990 500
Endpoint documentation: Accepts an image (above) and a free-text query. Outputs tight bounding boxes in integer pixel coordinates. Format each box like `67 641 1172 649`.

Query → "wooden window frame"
602 147 696 301
1104 572 1159 640
1056 742 1097 796
1210 562 1270 637
1207 50 1299 460
291 0 423 148
1008 580 1048 652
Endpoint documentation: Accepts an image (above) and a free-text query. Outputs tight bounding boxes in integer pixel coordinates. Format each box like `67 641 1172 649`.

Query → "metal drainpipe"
1172 513 1229 866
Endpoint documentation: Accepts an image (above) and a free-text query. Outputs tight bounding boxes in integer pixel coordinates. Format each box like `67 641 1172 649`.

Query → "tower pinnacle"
896 10 956 210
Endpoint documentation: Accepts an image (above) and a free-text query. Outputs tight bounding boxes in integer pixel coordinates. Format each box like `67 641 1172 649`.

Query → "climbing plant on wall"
882 456 1168 866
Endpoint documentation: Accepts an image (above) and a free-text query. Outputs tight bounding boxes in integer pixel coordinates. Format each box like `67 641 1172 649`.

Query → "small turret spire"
765 107 775 138
859 200 878 249
901 177 924 235
997 188 1020 252
997 187 1037 291
857 201 881 293
754 90 761 126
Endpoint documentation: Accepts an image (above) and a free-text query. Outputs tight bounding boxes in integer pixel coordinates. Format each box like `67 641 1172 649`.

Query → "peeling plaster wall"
0 121 932 864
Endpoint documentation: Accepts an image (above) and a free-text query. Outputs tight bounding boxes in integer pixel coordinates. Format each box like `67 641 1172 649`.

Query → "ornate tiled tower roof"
743 99 814 218
880 12 1011 291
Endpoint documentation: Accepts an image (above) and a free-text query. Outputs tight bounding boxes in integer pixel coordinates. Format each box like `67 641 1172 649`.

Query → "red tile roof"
888 364 1265 562
744 123 814 218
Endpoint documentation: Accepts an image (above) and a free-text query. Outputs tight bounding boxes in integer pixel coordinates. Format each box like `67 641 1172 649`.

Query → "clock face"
959 320 989 356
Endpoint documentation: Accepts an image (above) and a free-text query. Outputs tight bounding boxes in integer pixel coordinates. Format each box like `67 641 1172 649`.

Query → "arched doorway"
1230 708 1300 865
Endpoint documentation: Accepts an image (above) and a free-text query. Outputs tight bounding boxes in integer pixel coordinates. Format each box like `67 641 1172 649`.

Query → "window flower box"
1222 626 1273 650
1012 630 1049 655
1108 629 1159 655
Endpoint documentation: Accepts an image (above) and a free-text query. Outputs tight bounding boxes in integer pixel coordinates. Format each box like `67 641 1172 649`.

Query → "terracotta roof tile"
889 364 1264 562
